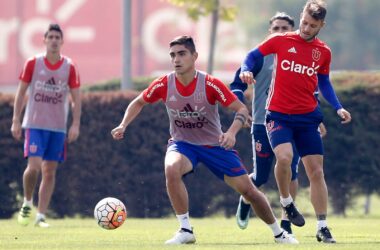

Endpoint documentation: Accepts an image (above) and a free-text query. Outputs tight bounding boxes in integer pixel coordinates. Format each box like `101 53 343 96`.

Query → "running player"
111 36 298 245
239 0 351 243
11 23 81 227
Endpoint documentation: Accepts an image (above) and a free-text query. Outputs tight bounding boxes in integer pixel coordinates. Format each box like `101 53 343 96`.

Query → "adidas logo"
46 77 56 85
168 95 177 102
288 47 297 53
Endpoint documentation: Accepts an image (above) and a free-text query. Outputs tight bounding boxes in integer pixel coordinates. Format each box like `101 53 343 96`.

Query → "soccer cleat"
316 227 336 243
274 230 299 244
236 196 251 230
35 218 50 228
18 205 32 226
165 228 196 245
280 220 293 235
282 202 305 227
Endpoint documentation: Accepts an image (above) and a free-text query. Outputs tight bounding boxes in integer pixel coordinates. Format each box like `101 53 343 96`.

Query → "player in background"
112 36 298 245
239 0 351 243
232 12 327 236
11 24 81 228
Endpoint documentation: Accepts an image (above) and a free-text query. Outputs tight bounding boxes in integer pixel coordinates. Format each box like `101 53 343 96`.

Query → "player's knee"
275 152 292 166
164 163 182 182
308 168 324 182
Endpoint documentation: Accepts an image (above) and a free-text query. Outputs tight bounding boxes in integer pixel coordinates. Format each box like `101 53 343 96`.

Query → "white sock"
268 221 283 237
23 197 33 207
317 220 328 230
36 212 46 222
280 195 293 207
176 212 192 231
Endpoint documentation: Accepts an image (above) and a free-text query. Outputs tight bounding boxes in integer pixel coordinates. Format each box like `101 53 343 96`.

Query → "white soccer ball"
94 197 127 230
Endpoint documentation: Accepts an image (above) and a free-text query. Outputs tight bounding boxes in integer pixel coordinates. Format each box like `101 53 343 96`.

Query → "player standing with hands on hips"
240 0 351 243
112 36 298 245
11 23 81 228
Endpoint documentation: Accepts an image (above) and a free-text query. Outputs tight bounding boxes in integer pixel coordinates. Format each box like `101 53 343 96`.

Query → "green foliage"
167 0 237 21
0 75 379 218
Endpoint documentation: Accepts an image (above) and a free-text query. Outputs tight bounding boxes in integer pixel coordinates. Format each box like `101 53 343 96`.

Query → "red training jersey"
142 72 237 106
258 31 331 114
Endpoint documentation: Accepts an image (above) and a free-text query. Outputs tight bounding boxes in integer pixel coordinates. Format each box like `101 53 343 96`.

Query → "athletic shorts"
166 139 247 180
24 128 66 162
251 124 299 187
265 107 324 157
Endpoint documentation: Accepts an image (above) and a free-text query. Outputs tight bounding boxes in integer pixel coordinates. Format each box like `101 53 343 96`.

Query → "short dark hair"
169 36 196 54
303 0 327 21
269 12 295 27
44 23 63 38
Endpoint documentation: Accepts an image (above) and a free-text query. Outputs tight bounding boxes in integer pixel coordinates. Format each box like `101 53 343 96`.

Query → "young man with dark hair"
11 23 81 228
239 0 351 243
112 35 298 245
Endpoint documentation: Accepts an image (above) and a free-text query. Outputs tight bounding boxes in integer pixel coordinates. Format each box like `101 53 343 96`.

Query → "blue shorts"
252 125 299 187
24 128 66 162
166 140 247 180
265 107 324 157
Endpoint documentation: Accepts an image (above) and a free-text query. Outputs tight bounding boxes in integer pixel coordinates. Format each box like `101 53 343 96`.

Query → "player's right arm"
111 77 167 140
11 81 29 140
111 93 148 140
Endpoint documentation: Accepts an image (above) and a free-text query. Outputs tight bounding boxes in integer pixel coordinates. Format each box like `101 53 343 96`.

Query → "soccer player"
11 23 81 228
111 36 298 245
231 12 300 236
239 0 351 243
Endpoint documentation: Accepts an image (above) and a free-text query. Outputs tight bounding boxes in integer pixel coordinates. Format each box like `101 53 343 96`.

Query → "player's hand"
318 122 327 138
239 71 256 85
111 124 126 140
68 124 80 143
219 132 236 150
10 119 22 140
337 108 352 124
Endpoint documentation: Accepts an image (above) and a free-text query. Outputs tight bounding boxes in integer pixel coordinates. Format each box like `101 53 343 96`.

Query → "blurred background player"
11 23 81 227
112 35 298 245
239 0 351 243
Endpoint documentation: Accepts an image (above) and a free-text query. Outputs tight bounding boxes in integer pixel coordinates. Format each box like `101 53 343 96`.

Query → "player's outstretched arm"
240 48 264 84
11 81 28 141
111 93 148 140
219 100 249 149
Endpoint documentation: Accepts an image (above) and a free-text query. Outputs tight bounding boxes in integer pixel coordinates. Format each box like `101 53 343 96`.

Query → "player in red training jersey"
240 0 351 244
11 23 81 228
112 36 298 245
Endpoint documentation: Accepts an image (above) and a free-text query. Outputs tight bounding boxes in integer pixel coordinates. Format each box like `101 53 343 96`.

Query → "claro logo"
280 60 320 76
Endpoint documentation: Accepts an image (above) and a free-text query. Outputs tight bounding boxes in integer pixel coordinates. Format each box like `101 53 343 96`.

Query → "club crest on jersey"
255 141 262 152
194 92 204 103
29 143 38 153
312 48 321 61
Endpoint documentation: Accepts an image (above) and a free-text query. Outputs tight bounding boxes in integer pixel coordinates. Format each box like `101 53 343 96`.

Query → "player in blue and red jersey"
112 36 298 245
240 0 351 244
11 23 81 228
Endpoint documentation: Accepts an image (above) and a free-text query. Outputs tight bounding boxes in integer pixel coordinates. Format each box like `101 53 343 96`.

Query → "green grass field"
1 216 380 250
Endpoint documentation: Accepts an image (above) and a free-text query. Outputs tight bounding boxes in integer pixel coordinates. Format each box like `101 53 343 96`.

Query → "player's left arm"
68 64 81 143
209 78 249 149
318 73 351 124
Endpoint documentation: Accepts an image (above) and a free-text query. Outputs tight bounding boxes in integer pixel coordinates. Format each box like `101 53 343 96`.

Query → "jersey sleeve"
19 57 36 83
142 76 168 103
318 48 331 75
68 63 80 88
206 75 237 107
257 33 282 56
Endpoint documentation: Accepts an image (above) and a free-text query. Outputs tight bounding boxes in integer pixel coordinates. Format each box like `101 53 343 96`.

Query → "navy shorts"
251 124 299 187
265 107 324 157
166 140 247 180
24 128 66 162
